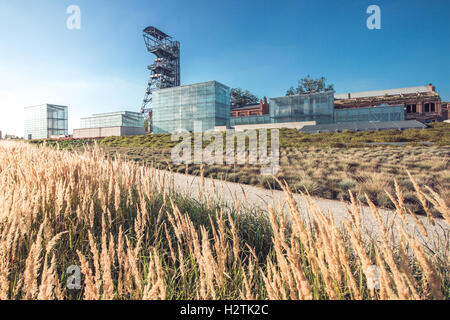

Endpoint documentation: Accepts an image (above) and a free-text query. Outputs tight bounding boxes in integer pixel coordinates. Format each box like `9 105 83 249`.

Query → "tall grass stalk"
0 141 448 300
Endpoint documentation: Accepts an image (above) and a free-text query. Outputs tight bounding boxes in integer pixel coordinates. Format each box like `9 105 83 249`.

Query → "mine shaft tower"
141 26 180 129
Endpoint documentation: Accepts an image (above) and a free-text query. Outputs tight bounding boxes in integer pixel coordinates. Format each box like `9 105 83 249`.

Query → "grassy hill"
28 122 450 214
30 122 450 149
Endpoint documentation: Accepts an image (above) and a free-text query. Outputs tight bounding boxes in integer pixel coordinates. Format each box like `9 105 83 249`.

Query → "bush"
338 178 357 190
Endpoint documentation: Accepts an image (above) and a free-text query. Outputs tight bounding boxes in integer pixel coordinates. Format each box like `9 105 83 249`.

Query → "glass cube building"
269 91 335 124
24 104 68 140
152 81 230 133
80 111 144 129
334 105 405 123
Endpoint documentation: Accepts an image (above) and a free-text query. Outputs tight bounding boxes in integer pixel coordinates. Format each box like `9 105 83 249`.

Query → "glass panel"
334 105 405 123
24 104 68 139
269 91 334 124
80 112 144 129
152 81 230 133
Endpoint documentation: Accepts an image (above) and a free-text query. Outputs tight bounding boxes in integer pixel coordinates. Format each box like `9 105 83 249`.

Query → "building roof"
154 80 230 92
300 120 427 133
335 85 435 100
90 111 142 116
334 86 441 110
81 111 143 120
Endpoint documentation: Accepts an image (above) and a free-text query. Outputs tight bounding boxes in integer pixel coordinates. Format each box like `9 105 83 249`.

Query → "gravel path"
154 169 449 252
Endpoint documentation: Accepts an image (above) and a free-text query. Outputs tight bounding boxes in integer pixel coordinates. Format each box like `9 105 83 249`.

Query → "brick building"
230 97 269 118
334 84 445 123
442 102 449 120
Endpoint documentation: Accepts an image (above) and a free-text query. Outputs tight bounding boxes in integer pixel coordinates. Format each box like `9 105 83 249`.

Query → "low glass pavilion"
334 105 405 123
80 111 144 129
269 91 335 124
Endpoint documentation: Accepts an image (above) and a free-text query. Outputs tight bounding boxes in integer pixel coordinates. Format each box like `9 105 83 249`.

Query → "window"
430 103 435 112
406 104 416 113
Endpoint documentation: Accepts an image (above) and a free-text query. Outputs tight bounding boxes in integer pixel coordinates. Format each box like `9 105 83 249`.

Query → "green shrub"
337 178 357 190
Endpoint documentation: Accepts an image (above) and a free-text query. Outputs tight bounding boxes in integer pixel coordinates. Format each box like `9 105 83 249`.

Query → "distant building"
230 97 270 118
334 84 444 123
152 81 230 134
73 111 145 139
5 134 21 140
24 104 68 140
442 102 449 120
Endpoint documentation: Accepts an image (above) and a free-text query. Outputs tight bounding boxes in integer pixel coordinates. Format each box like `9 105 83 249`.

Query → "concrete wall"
73 126 145 139
120 126 146 136
214 121 316 132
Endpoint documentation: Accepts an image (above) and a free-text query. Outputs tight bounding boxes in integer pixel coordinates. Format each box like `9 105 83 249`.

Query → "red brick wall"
230 97 270 118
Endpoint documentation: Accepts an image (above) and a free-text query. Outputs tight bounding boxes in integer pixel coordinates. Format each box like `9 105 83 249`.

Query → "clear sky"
0 0 449 136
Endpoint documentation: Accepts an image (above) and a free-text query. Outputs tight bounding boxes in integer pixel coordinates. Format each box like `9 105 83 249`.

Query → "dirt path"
154 169 449 252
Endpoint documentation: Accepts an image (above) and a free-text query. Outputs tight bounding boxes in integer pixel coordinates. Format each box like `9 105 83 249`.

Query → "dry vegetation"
30 124 450 214
98 145 450 215
0 141 449 300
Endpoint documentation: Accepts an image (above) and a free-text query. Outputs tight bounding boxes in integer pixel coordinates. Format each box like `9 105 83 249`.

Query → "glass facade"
80 111 144 129
152 81 230 133
269 91 335 124
24 104 68 140
230 114 272 126
334 105 405 123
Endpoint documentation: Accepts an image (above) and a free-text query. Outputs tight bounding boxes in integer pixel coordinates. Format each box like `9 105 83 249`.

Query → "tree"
231 88 259 106
286 87 296 96
286 75 334 96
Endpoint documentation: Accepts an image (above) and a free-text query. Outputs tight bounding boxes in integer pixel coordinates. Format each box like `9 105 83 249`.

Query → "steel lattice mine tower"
141 26 180 132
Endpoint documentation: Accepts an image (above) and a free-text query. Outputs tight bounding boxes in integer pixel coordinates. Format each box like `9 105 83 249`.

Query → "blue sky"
0 0 449 136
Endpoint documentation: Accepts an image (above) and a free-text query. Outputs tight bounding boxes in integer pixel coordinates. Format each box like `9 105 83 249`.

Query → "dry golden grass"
95 145 450 214
0 141 448 300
